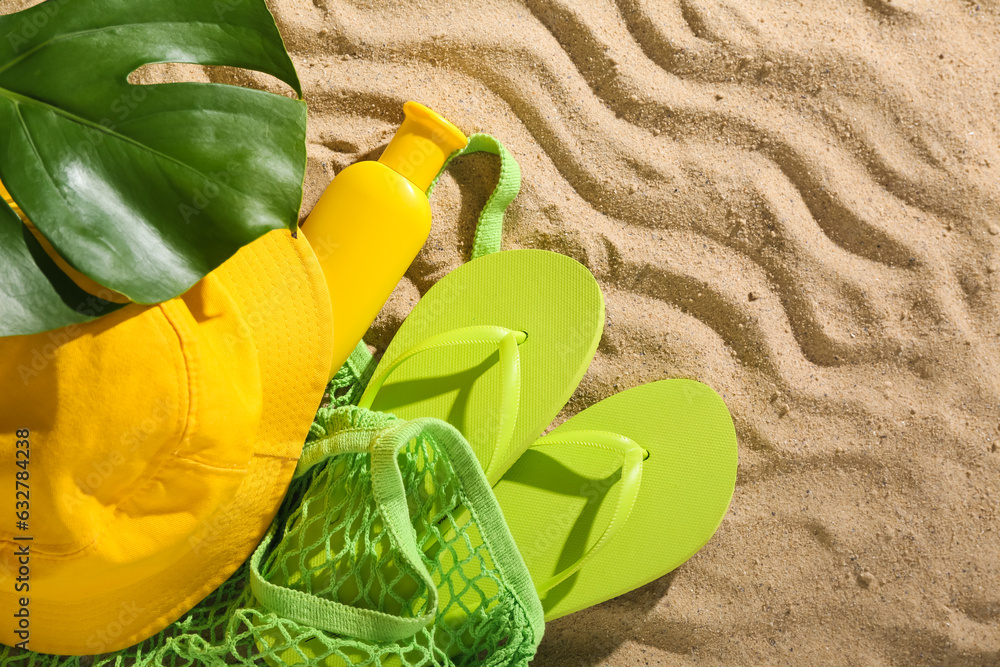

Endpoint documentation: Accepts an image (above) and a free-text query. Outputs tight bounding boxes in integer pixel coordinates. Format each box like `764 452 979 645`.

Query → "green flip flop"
492 379 738 620
356 248 605 485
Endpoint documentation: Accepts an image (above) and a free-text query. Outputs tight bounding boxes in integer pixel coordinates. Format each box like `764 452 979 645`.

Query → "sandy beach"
272 1 1000 663
9 0 999 663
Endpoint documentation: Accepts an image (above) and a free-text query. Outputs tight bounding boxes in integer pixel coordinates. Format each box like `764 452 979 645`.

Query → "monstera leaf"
0 0 307 336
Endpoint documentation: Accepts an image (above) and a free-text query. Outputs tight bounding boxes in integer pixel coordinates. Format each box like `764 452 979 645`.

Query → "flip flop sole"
367 249 605 485
493 379 738 620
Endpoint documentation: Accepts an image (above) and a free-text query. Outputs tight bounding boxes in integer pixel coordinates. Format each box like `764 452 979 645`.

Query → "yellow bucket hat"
0 228 333 655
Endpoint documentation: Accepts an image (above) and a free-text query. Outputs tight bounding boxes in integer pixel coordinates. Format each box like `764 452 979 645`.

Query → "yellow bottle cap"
378 102 468 191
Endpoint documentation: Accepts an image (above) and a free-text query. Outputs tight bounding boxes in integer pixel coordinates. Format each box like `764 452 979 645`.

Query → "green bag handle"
357 325 526 480
427 133 521 260
528 431 647 594
339 134 520 387
249 418 441 643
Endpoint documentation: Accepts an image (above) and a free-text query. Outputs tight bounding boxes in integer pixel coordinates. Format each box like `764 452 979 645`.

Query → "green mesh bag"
248 406 543 666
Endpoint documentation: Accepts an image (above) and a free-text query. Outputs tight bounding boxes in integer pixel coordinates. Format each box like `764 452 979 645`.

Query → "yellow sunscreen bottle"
302 102 468 378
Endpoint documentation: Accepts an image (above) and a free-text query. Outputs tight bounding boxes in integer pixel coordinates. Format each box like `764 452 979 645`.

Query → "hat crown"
0 274 259 592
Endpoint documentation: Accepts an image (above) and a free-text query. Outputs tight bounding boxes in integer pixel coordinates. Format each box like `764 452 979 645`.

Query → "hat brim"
27 229 333 655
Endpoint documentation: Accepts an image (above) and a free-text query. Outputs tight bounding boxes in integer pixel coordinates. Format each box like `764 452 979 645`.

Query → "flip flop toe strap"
529 430 647 595
357 325 526 478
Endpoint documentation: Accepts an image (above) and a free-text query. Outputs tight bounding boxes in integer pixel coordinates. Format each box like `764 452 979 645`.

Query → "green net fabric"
248 407 542 666
0 362 543 666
